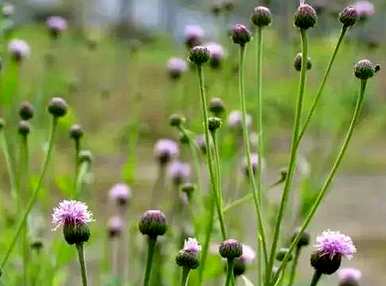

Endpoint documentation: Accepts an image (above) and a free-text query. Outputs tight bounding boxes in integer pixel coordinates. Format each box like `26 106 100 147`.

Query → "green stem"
266 29 308 285
150 165 165 207
196 64 227 239
224 259 235 286
287 247 301 286
76 243 88 286
210 130 223 213
74 139 81 185
0 117 58 275
0 128 17 201
143 237 157 286
74 161 89 199
309 271 322 286
272 80 368 284
181 267 190 286
238 44 268 265
296 26 347 144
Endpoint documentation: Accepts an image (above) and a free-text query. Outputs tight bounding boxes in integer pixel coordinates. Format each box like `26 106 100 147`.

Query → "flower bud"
231 24 251 46
233 258 246 276
339 6 358 27
219 239 243 259
169 114 186 127
208 117 222 132
251 6 272 27
209 97 225 117
276 248 293 262
189 46 210 65
338 268 361 286
294 4 317 30
63 223 90 245
70 124 84 141
18 120 30 136
30 240 43 251
79 150 93 164
139 210 167 239
180 182 196 200
179 133 190 145
48 97 68 118
19 101 34 120
176 250 200 269
311 250 341 275
291 229 310 248
294 53 312 71
354 59 378 80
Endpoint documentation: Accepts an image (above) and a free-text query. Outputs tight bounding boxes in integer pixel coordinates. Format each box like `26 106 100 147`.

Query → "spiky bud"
291 229 311 248
169 114 186 127
176 250 200 269
294 4 317 30
294 53 312 71
48 97 68 118
209 97 225 117
18 120 30 136
19 101 34 120
139 210 167 239
231 24 251 46
251 6 272 27
311 251 341 275
70 124 83 141
339 6 358 27
208 117 222 132
189 46 210 65
354 59 378 80
63 223 90 245
219 239 243 259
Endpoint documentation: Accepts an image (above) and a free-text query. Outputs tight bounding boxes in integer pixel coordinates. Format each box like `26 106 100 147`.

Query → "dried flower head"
338 268 362 286
167 57 188 79
109 183 132 206
8 39 30 62
154 139 179 165
184 25 204 48
52 200 94 230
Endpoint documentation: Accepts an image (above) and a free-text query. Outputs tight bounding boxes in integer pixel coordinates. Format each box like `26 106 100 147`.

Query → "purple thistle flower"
314 230 357 260
167 57 188 79
47 16 67 38
205 42 225 68
168 160 191 185
184 25 204 48
183 238 201 254
338 268 362 284
154 139 179 165
52 200 94 231
228 110 252 130
109 183 132 206
8 39 30 61
353 1 375 19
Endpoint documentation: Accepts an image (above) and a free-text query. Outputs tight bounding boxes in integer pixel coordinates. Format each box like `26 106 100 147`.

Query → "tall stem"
272 80 368 284
238 44 268 265
196 65 227 239
0 117 58 275
181 267 190 286
287 247 301 286
266 29 308 284
74 161 89 199
224 259 235 286
143 237 157 286
309 271 322 286
296 26 347 144
76 243 89 286
0 128 17 201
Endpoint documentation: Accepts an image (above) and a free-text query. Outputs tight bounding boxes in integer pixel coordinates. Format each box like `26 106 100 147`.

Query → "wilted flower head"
109 183 132 206
168 161 191 185
338 268 362 285
314 230 356 259
167 57 188 79
8 39 30 61
47 16 67 37
353 1 375 19
52 200 94 230
107 216 124 238
154 139 179 165
228 110 252 130
205 42 225 68
184 25 204 48
183 238 201 254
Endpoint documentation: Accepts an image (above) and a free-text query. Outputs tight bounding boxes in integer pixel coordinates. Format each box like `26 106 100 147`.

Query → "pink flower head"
184 25 204 48
154 139 179 164
314 230 357 259
183 237 201 254
168 160 191 185
338 268 362 283
8 39 30 61
52 200 94 230
353 1 375 18
109 183 132 206
107 216 124 237
47 16 68 33
242 153 260 176
228 110 252 130
206 42 225 61
239 244 256 264
167 57 188 79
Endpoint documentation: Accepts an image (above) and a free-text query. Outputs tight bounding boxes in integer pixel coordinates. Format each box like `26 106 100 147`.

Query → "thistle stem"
0 128 17 201
0 117 58 275
287 247 301 286
238 44 268 265
196 64 227 239
150 165 166 208
143 237 157 286
181 267 190 286
309 271 322 286
266 29 308 284
296 26 348 144
76 243 89 286
74 160 89 199
272 80 368 284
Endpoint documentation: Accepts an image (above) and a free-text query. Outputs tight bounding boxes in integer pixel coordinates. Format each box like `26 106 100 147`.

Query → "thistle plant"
176 238 201 286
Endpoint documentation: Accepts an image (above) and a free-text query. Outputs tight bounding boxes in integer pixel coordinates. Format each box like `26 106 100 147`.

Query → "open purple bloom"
183 238 201 254
52 200 94 230
353 1 375 18
314 230 356 259
154 139 179 164
8 39 30 61
168 160 191 185
167 57 188 79
47 16 67 32
338 267 362 283
109 183 132 206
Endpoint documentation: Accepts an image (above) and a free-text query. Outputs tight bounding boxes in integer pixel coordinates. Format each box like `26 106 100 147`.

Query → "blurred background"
0 0 385 285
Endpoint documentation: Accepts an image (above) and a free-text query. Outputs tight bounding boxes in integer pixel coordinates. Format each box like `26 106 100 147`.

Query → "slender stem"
309 271 322 286
238 44 268 265
0 117 58 275
287 247 301 286
272 80 368 284
151 165 165 207
266 29 309 284
296 26 347 144
224 259 235 286
76 243 89 286
181 267 190 286
74 161 89 199
143 237 157 286
0 128 17 201
74 139 81 186
211 131 223 213
196 64 227 239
